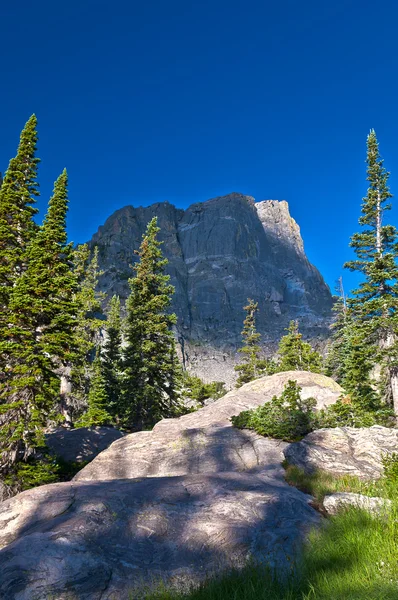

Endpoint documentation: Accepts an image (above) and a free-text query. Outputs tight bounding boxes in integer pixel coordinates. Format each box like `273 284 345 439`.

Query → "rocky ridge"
89 193 333 382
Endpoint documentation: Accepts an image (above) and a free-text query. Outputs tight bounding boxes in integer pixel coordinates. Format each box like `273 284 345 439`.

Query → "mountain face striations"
89 193 332 382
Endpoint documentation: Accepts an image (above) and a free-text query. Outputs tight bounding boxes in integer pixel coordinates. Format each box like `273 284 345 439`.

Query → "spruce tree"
77 353 112 427
0 115 39 308
122 217 181 429
67 245 105 419
345 130 398 412
277 320 322 373
0 170 77 471
234 299 269 387
102 295 122 419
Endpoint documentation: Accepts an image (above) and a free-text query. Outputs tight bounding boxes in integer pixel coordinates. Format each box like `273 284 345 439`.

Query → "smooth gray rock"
323 492 392 516
284 426 398 479
45 426 124 463
0 474 320 600
0 372 341 598
74 371 342 482
89 194 333 383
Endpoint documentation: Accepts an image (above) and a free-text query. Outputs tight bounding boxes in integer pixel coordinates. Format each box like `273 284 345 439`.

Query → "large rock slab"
284 426 398 479
45 426 124 463
0 372 339 598
75 371 342 482
0 473 320 600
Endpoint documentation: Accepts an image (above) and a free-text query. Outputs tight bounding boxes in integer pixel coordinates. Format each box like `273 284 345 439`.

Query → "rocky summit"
89 193 333 382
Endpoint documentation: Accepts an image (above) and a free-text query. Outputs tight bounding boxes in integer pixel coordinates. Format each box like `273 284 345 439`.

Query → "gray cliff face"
89 193 332 379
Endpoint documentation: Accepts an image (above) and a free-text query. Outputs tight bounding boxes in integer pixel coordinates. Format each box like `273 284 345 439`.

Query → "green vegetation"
330 130 398 412
181 372 227 405
234 299 272 387
232 380 316 441
144 463 398 600
122 217 182 429
277 320 323 373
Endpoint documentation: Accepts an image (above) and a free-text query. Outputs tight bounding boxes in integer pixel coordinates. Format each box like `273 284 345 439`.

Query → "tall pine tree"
345 130 398 413
123 217 181 429
234 299 269 387
0 170 77 471
0 115 39 309
102 295 122 420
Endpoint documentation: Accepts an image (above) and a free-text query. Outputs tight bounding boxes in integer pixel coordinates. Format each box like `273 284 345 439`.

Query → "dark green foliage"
77 353 113 427
234 299 270 387
232 380 316 441
315 395 394 429
0 170 78 470
123 217 182 429
344 130 398 411
277 320 323 373
68 245 105 413
0 115 39 309
101 295 123 419
181 372 227 405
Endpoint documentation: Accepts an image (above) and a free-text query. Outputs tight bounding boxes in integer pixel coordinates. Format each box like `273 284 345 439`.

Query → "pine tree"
0 115 39 309
234 299 269 387
277 320 323 373
344 130 398 412
77 352 112 427
122 217 181 429
0 170 78 471
66 245 105 421
102 295 122 419
325 277 351 382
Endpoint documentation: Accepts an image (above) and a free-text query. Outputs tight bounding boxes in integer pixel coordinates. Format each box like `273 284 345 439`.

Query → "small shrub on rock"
231 380 316 441
315 395 394 429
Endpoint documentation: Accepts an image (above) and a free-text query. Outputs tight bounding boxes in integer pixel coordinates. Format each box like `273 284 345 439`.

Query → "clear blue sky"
1 0 398 293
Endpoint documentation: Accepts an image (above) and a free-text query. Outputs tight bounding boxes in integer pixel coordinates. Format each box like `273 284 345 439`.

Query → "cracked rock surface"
0 372 340 599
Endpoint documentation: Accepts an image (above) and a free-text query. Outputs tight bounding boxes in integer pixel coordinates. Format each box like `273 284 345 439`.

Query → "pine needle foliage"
0 170 78 471
77 352 112 427
123 217 181 429
102 295 123 419
277 320 322 373
344 130 398 411
0 115 39 309
234 299 270 387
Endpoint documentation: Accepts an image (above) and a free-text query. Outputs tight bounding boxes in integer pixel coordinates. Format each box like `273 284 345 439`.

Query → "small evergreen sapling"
277 320 322 373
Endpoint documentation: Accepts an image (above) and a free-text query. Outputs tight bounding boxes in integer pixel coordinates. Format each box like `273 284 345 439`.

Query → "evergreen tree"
77 352 112 427
344 130 398 412
234 299 269 387
122 217 181 429
102 295 122 419
0 115 39 309
325 277 351 382
66 245 105 419
0 170 77 471
277 320 322 373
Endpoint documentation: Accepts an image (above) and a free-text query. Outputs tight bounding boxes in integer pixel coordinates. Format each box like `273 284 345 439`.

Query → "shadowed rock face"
0 372 340 599
89 194 333 381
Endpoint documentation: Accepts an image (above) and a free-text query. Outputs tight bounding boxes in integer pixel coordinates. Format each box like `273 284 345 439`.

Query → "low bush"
315 395 394 429
231 380 316 441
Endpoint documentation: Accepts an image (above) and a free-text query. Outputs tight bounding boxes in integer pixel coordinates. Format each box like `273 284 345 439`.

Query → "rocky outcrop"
45 427 124 464
89 194 333 382
0 372 339 598
323 492 392 516
284 426 398 479
74 371 343 482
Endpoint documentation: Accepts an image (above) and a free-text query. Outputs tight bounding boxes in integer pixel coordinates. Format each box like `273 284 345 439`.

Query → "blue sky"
1 0 398 293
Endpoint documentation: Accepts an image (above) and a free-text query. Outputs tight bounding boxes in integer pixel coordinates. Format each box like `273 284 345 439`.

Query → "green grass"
143 466 398 600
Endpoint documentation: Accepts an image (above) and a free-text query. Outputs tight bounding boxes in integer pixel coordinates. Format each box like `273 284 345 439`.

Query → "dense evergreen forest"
0 116 397 492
